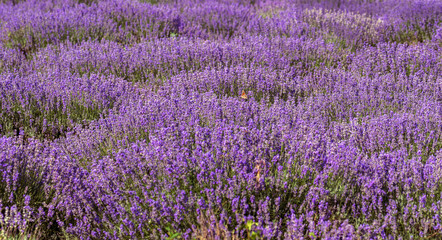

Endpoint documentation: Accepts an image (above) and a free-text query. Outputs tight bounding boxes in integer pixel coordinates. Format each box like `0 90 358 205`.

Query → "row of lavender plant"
0 0 441 239
1 0 440 57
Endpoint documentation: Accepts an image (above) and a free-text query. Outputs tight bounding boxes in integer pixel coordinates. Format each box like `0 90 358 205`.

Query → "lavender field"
0 0 441 239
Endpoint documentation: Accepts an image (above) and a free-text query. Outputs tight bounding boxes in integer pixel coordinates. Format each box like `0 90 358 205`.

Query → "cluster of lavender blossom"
0 0 441 239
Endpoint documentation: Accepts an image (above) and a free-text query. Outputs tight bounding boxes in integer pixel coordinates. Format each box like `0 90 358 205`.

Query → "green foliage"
139 0 177 4
0 0 25 5
165 224 182 240
76 0 96 6
0 95 109 141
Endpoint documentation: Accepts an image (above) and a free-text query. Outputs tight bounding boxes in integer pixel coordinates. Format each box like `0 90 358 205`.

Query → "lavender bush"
0 0 441 239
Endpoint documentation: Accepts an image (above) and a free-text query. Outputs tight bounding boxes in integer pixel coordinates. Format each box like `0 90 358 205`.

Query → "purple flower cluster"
0 0 441 239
